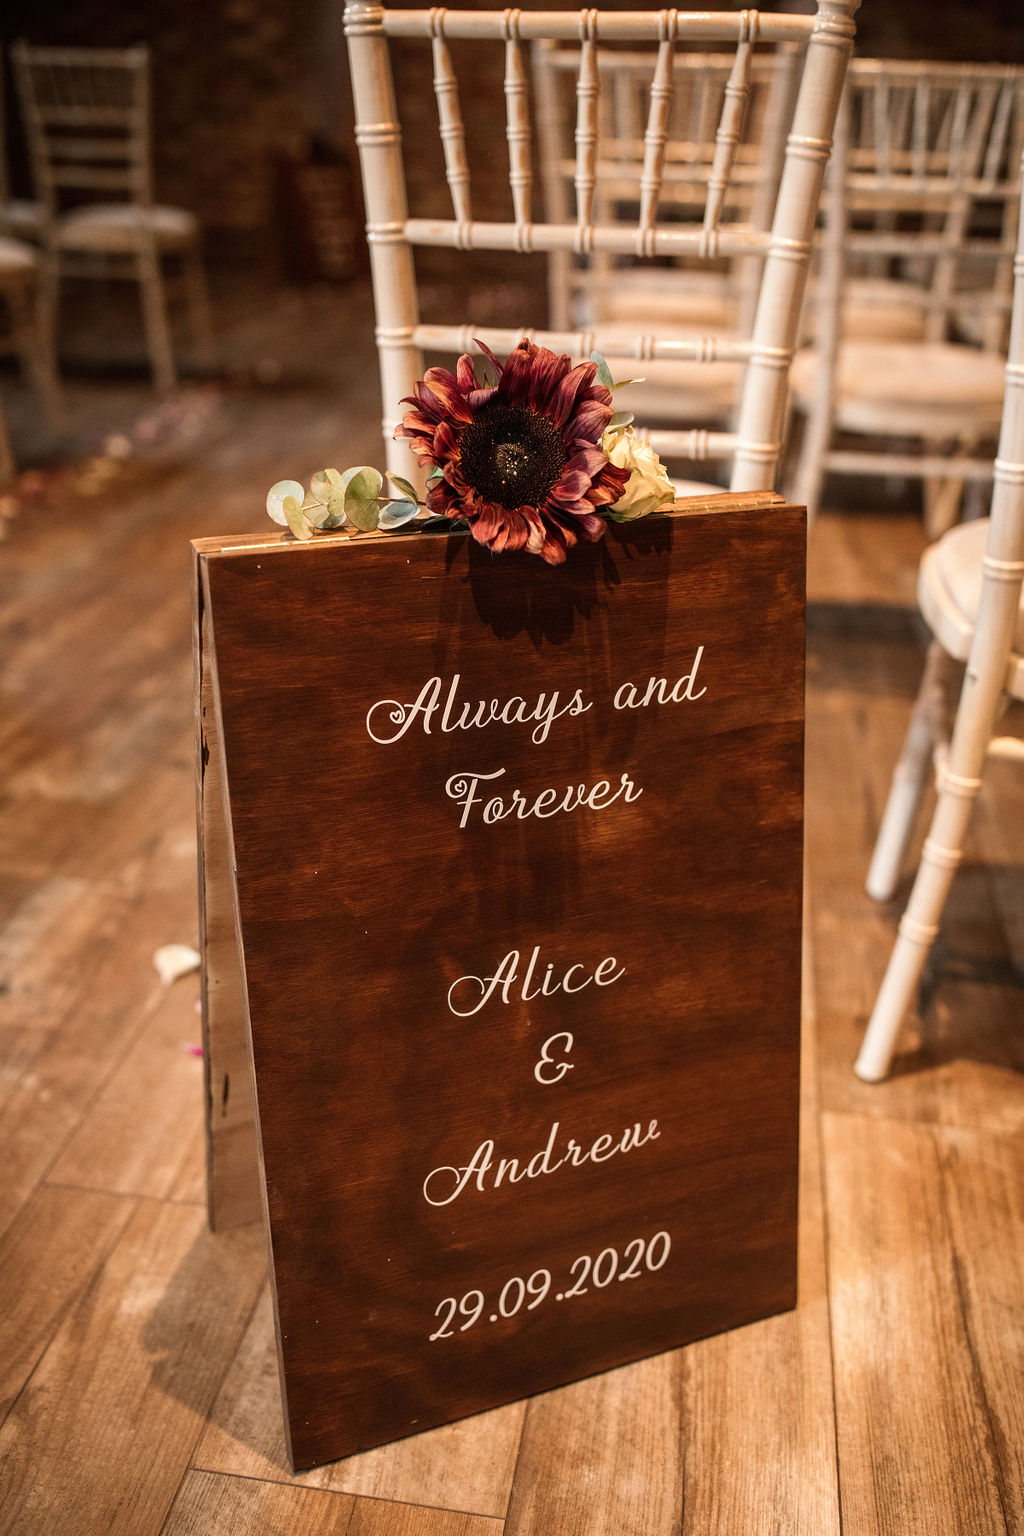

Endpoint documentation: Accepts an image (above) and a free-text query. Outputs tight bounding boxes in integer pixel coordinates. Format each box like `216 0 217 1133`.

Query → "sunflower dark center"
459 402 568 510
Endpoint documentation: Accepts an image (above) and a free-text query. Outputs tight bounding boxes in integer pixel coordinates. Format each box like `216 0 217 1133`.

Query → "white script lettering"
613 646 707 709
422 1118 661 1206
448 946 625 1017
445 767 642 830
366 673 592 747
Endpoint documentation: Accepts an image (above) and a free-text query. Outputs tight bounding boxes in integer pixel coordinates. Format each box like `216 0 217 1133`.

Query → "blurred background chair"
0 232 64 481
855 148 1024 1083
0 44 62 481
11 41 216 395
789 60 1024 534
344 0 857 502
0 47 43 241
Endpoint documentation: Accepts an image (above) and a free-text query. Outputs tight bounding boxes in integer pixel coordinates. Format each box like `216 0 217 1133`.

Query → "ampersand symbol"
534 1031 575 1085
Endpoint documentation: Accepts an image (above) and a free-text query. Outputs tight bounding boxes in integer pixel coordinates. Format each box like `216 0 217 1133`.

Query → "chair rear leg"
0 393 14 484
134 246 177 394
9 279 66 436
866 640 954 901
856 748 981 1082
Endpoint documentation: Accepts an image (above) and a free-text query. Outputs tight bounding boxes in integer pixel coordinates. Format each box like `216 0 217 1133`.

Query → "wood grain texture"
676 916 840 1536
0 1183 135 1420
48 979 206 1201
0 870 190 1243
163 1469 355 1535
0 1200 265 1536
505 1350 684 1536
823 1111 1007 1536
194 1283 526 1515
936 1124 1024 1529
199 501 806 1468
346 1502 504 1536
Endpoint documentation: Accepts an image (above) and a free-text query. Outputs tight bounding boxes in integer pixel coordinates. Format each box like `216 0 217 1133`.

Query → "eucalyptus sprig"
266 466 438 542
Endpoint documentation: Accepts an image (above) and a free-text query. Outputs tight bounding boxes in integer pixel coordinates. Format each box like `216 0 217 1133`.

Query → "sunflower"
395 339 630 565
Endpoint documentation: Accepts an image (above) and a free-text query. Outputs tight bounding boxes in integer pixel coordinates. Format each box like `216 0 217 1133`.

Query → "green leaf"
283 494 314 541
420 515 454 533
316 492 347 530
426 465 445 486
386 472 420 503
379 498 421 530
324 467 344 487
341 466 384 531
590 351 615 390
608 410 635 430
347 497 380 532
266 479 306 526
611 376 645 390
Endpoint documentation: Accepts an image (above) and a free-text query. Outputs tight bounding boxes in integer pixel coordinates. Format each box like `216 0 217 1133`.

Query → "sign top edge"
191 492 795 561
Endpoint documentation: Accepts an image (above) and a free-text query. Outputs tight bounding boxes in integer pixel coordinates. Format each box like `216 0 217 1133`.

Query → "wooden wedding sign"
193 493 805 1472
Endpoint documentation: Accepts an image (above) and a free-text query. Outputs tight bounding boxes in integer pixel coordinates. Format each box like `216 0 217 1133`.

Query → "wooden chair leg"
8 279 66 436
857 634 1011 1083
182 243 217 373
0 392 15 484
789 371 832 524
865 640 957 901
135 246 177 394
856 750 982 1082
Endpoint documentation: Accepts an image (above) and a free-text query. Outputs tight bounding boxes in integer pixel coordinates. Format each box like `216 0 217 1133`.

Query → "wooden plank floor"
1 277 1022 1534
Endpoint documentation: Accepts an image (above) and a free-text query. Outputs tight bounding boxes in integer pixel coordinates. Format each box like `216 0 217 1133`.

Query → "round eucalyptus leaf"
341 466 383 516
386 472 420 503
590 351 615 391
267 479 306 526
379 498 421 530
283 494 314 541
348 499 381 532
608 410 635 430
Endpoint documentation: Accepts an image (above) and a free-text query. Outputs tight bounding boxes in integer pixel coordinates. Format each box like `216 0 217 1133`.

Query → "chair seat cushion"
803 277 927 343
670 477 730 499
55 203 198 252
919 516 1024 695
0 199 45 241
791 341 1006 437
0 235 39 282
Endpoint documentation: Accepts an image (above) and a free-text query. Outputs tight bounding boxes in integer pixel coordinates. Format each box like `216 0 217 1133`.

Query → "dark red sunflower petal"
496 340 537 408
548 360 602 430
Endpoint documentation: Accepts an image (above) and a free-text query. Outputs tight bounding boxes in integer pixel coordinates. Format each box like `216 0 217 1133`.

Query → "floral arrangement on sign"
266 339 676 566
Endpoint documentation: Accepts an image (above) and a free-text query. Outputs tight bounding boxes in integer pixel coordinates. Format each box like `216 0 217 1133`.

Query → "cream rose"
601 427 675 520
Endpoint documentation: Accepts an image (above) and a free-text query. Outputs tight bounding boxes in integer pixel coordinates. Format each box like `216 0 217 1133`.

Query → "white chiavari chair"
855 147 1024 1083
11 41 216 395
344 0 858 500
790 60 1024 533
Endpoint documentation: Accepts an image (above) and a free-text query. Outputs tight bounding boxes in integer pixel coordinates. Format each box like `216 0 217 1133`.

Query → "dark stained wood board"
195 494 806 1472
